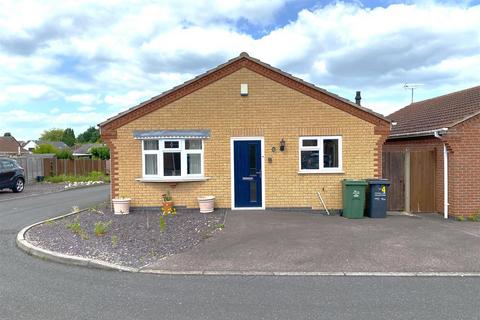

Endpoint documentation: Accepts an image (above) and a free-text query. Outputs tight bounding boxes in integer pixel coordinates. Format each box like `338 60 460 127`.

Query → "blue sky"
0 0 479 140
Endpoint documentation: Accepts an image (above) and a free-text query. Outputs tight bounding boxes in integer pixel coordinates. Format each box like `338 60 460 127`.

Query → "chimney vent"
355 91 361 106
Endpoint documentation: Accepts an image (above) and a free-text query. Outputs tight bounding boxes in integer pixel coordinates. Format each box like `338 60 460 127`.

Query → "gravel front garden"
25 204 226 268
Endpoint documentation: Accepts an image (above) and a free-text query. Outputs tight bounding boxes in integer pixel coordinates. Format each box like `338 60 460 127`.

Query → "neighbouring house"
384 85 480 217
72 143 105 158
99 53 390 211
24 140 69 152
0 135 27 156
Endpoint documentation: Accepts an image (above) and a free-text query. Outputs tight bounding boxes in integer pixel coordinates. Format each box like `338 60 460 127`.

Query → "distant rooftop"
388 85 480 137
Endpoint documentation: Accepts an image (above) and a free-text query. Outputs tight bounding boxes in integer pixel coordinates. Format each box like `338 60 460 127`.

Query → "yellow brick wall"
112 68 380 209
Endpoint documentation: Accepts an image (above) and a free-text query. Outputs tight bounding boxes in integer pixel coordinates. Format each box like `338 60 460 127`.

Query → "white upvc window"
142 139 204 179
299 136 343 173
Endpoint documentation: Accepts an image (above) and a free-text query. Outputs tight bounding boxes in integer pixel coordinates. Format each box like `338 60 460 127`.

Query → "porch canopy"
133 130 210 140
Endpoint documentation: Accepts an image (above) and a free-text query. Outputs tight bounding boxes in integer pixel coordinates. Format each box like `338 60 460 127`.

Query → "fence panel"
42 158 109 177
10 154 53 183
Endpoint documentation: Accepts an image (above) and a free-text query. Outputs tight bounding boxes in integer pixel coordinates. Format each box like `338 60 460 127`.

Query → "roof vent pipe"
355 91 361 106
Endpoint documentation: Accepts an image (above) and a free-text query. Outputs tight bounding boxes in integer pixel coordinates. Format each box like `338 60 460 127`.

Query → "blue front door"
234 140 262 208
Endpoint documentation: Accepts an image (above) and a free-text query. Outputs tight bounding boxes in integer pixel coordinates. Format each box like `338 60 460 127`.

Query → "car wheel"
12 178 24 193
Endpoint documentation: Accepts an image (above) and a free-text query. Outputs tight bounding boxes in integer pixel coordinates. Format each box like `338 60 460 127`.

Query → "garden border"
16 209 480 277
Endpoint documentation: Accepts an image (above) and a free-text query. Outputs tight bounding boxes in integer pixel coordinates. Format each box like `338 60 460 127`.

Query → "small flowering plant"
161 191 176 216
161 206 176 216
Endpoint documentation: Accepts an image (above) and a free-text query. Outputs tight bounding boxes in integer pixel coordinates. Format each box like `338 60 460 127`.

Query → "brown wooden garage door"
410 150 436 212
382 151 405 211
382 150 436 213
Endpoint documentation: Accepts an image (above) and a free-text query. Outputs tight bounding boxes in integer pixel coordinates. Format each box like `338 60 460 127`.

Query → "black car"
0 157 25 193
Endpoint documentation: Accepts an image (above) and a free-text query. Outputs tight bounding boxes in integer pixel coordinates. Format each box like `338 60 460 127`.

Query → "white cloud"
50 107 60 114
0 0 480 139
66 94 100 105
77 105 95 112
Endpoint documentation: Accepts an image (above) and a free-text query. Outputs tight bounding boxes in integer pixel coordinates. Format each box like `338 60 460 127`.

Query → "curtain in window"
187 154 201 174
145 154 158 174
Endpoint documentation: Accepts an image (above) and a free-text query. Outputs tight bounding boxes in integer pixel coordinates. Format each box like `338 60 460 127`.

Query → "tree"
3 132 11 137
40 129 64 142
62 128 76 147
33 144 59 154
77 126 100 143
90 146 110 160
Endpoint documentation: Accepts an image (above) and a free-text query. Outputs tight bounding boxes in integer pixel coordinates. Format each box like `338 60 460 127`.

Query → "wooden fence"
11 154 52 183
43 158 110 177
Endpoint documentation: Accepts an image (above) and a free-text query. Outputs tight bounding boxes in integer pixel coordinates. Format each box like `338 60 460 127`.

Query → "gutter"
388 128 449 140
433 129 449 219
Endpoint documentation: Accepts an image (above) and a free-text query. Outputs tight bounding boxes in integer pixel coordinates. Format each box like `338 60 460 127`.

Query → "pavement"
3 187 480 319
145 210 480 273
0 182 68 201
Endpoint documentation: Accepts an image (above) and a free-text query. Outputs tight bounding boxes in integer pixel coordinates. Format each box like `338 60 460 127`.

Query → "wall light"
280 139 285 152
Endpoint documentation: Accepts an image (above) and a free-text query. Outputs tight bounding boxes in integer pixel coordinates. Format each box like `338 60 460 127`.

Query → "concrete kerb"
16 209 480 277
0 183 108 203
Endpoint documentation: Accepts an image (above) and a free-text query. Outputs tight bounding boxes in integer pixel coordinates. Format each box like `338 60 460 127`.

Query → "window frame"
141 138 205 179
298 136 343 173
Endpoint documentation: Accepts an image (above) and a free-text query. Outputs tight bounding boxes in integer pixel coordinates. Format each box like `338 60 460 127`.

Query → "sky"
1 0 479 141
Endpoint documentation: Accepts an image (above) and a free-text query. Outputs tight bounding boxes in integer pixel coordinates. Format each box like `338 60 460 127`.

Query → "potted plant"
162 191 176 215
197 195 215 213
112 197 131 215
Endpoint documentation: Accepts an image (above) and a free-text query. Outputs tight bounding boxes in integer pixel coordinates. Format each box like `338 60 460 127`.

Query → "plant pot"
163 201 174 209
112 198 131 215
198 196 215 213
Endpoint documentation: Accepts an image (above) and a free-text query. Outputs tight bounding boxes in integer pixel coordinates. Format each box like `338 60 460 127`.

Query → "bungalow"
99 53 390 211
0 135 27 156
72 143 105 158
384 85 480 217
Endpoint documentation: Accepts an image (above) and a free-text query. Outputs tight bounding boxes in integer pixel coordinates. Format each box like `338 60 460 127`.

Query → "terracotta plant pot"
197 196 215 213
112 198 131 215
163 201 174 209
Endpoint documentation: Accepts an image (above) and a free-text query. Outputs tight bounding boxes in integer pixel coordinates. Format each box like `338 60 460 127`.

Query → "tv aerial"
404 83 424 104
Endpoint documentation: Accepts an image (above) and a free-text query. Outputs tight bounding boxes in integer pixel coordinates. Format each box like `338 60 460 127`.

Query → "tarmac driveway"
146 211 480 273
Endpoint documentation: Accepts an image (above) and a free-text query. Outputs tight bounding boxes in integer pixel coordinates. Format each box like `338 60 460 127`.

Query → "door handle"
242 177 254 181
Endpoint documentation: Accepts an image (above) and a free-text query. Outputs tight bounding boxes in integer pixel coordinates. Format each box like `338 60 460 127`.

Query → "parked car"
0 157 25 193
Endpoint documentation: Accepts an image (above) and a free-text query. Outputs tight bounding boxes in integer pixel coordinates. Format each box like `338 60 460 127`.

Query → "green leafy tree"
40 128 64 142
62 128 76 147
77 127 100 143
33 144 59 154
90 146 110 160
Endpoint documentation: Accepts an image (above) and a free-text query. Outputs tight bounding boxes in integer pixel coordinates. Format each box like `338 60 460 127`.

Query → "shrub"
45 171 110 183
90 146 110 160
111 235 119 246
66 219 89 240
55 149 73 159
467 214 480 222
159 216 166 232
33 144 59 154
94 221 112 237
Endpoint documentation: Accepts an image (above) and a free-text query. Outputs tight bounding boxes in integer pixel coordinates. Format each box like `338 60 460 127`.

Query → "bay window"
142 139 204 179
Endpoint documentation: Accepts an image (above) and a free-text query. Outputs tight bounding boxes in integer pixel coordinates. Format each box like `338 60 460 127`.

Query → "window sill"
136 177 211 183
298 171 344 175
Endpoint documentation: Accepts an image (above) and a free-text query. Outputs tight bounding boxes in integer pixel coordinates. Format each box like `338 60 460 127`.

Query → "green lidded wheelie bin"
342 179 368 219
